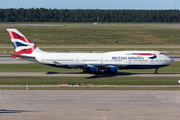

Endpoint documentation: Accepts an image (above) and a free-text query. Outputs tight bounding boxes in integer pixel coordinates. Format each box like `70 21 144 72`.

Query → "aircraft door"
151 59 154 64
41 57 47 64
100 58 104 64
128 59 132 64
42 58 45 62
76 58 79 63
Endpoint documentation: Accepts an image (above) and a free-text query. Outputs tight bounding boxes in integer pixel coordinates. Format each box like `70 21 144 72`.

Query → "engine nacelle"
104 67 118 74
83 67 98 74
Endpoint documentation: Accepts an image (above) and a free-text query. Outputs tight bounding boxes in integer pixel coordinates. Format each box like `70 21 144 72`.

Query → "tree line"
0 8 180 22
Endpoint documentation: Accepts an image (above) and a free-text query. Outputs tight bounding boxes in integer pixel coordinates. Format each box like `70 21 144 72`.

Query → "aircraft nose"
168 57 174 64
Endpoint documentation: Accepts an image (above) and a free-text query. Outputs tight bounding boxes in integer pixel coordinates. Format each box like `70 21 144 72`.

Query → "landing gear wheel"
96 68 103 75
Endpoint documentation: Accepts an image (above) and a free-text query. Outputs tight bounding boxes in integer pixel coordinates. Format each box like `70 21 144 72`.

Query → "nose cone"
168 57 174 64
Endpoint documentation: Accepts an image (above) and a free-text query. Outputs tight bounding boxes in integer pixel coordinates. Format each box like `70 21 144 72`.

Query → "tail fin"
7 29 42 58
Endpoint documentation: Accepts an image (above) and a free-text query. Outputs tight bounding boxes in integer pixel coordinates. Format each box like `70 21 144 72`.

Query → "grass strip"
0 87 180 90
1 24 180 45
0 76 179 85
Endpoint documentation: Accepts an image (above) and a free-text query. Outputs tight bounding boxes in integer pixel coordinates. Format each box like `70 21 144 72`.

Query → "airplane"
7 29 174 74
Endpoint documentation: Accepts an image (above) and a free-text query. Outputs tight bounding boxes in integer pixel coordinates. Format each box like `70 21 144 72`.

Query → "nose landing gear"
154 68 159 74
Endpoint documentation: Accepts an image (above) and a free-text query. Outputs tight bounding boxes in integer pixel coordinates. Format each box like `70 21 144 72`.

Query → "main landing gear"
154 68 159 74
96 68 103 75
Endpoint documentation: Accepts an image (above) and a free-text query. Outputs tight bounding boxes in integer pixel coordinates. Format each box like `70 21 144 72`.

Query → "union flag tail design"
7 29 41 58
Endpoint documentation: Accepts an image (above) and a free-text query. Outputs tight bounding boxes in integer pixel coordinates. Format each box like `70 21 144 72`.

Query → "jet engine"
104 67 118 74
83 67 98 74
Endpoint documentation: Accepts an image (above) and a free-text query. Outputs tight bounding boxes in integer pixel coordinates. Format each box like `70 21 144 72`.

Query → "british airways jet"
7 29 174 74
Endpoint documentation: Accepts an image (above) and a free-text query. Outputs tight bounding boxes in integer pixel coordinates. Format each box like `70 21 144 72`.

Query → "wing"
53 61 126 68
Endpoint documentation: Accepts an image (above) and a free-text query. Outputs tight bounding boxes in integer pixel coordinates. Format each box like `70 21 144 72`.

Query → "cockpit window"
159 53 164 55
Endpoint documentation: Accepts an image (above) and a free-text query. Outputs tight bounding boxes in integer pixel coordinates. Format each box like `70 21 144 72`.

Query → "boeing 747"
7 29 174 74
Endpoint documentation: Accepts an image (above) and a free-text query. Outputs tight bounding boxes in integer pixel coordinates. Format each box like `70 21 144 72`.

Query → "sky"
0 0 180 10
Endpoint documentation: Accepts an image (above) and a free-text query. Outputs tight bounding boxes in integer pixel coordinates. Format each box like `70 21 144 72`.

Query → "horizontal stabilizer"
11 53 36 58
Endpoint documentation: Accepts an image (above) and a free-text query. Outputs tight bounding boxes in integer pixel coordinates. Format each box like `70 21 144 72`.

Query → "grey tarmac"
0 85 180 88
0 72 179 77
0 55 33 64
1 90 180 120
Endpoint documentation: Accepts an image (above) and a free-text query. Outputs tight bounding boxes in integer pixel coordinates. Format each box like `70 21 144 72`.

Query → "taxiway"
0 72 179 77
1 90 180 120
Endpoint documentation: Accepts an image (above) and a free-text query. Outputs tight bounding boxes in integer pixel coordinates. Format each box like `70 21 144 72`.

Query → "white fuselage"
25 50 174 69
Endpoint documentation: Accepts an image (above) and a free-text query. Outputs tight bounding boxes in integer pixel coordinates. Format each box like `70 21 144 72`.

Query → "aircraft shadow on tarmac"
86 72 180 79
86 72 180 78
46 71 180 79
46 72 85 74
46 71 133 76
46 71 134 78
0 109 35 114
